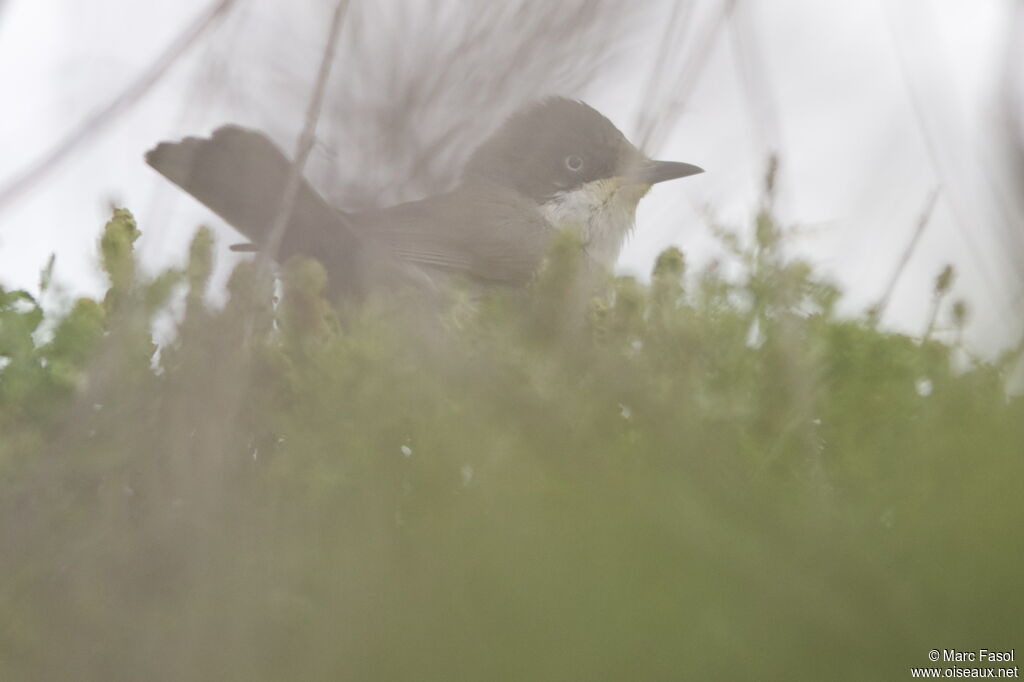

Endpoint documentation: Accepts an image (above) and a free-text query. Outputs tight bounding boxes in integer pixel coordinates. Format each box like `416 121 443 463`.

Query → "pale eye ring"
564 154 584 172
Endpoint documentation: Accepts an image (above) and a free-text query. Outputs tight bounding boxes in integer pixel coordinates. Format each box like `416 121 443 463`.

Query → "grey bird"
145 97 703 298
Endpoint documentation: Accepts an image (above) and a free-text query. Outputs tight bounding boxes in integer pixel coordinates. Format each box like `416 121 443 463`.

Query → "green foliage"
0 207 1021 681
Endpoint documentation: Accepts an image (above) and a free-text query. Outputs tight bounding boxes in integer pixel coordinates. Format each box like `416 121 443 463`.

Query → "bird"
145 97 703 298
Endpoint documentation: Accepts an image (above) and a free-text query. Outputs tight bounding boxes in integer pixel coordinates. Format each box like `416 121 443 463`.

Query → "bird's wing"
363 185 554 286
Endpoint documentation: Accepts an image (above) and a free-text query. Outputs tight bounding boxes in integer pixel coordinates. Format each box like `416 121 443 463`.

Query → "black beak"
630 160 704 185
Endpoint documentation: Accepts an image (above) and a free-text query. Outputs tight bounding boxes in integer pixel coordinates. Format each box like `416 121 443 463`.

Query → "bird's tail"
146 126 346 254
146 125 383 295
146 125 434 296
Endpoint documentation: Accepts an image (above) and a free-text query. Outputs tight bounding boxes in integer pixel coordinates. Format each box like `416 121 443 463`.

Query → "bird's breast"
538 178 649 269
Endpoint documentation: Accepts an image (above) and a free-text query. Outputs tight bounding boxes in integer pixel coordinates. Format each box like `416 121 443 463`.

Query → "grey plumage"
145 98 702 298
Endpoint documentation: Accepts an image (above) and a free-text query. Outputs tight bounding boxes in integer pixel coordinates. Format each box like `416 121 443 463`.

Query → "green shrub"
0 207 1020 681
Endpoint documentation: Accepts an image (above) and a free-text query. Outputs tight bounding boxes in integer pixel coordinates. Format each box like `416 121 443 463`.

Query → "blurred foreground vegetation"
1 206 1021 681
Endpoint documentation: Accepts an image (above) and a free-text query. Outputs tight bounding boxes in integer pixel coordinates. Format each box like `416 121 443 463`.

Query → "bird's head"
463 97 703 266
463 97 702 200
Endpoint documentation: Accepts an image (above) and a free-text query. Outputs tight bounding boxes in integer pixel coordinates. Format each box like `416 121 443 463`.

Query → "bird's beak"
628 160 704 185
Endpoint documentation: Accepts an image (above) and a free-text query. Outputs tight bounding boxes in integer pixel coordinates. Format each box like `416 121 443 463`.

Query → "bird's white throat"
539 178 651 269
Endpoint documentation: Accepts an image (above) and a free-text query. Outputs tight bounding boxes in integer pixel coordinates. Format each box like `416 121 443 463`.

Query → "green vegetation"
1 205 1021 681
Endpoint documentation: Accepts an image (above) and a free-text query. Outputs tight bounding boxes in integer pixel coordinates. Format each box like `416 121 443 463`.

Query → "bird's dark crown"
463 97 642 202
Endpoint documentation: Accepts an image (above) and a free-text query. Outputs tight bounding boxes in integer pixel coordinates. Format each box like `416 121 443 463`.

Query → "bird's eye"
564 155 584 172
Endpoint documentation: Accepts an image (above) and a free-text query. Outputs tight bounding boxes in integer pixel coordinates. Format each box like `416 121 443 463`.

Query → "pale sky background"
1 0 1021 356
